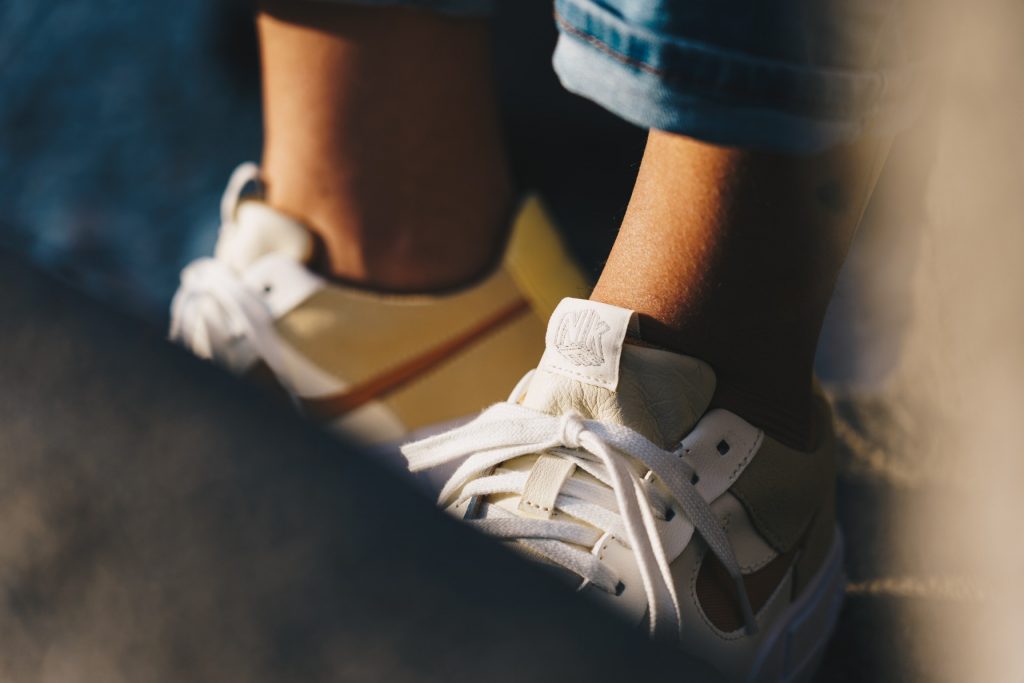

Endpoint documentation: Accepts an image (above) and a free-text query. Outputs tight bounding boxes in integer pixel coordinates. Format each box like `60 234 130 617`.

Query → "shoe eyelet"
664 508 675 522
262 284 273 294
717 440 730 455
614 581 626 596
690 472 700 485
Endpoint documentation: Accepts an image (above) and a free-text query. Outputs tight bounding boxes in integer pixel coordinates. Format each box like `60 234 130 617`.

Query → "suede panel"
730 393 836 554
792 481 837 598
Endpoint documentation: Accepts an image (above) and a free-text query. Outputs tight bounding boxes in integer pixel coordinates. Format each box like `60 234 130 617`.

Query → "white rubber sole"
744 526 846 683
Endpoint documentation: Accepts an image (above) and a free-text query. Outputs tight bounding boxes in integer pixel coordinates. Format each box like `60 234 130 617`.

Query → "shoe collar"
214 162 314 273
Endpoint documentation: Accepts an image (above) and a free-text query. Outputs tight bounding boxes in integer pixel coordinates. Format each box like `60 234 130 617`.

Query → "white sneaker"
403 298 844 682
170 163 591 447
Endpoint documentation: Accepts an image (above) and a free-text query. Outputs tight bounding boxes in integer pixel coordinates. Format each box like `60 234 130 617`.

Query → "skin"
258 2 512 292
591 131 891 449
255 3 891 449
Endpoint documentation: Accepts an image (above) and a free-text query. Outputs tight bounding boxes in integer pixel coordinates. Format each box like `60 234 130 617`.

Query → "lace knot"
557 411 586 449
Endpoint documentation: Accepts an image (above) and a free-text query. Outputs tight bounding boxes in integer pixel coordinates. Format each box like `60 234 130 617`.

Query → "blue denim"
553 0 925 153
322 0 925 153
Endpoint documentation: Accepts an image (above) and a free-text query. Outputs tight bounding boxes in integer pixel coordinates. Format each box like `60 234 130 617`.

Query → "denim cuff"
552 0 926 153
311 0 496 18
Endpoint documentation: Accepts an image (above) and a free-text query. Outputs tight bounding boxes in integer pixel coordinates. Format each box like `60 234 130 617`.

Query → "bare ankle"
309 203 514 293
257 3 513 293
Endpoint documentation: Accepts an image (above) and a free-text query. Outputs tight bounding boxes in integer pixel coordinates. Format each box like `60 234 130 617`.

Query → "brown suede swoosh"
301 298 531 421
696 546 798 633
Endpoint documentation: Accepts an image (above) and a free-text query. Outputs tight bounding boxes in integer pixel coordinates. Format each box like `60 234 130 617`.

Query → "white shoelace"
402 402 757 639
168 163 291 382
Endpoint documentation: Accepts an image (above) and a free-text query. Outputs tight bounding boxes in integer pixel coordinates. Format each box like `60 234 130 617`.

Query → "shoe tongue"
214 200 314 273
520 298 716 447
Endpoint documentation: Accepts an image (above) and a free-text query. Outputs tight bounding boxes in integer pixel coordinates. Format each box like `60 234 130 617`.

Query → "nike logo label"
537 298 635 391
554 308 610 367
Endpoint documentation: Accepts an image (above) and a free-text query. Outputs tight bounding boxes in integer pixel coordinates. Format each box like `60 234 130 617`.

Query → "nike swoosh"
301 298 532 421
696 545 798 633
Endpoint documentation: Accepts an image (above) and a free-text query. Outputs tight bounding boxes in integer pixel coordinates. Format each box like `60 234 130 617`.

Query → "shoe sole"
745 526 845 683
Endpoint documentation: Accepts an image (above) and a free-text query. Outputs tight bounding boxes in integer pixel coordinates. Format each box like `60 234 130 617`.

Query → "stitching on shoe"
729 428 763 481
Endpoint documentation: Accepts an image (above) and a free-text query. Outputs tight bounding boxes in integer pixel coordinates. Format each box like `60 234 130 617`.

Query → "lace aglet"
733 575 758 635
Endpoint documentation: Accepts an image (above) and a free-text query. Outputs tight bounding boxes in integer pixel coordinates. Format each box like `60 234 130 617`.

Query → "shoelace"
402 402 757 639
168 163 292 383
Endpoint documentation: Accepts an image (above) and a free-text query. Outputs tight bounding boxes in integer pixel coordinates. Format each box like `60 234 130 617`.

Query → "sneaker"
169 163 590 447
403 298 844 682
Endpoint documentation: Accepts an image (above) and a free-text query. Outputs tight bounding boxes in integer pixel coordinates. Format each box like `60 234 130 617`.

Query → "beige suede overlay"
274 267 527 390
382 311 545 430
504 196 592 316
730 393 837 555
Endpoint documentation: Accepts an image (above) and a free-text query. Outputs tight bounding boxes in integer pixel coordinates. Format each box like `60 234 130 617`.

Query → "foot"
169 163 590 449
403 298 843 682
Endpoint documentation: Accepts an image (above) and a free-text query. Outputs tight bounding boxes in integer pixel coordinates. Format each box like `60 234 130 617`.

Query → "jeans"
321 0 925 153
